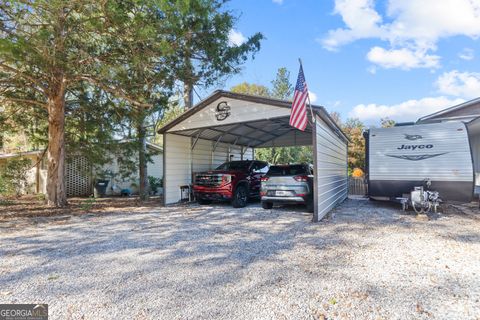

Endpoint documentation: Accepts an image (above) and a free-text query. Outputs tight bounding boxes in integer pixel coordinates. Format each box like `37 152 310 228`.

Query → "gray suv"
260 164 314 212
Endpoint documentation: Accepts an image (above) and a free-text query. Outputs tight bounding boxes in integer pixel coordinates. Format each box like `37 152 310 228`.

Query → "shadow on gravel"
1 198 478 307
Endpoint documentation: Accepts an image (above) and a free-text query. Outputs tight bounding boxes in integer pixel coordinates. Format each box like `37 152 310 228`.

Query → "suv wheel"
232 185 248 208
262 201 273 209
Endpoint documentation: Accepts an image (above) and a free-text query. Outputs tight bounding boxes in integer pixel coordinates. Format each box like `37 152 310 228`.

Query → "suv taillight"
293 175 308 182
260 176 269 182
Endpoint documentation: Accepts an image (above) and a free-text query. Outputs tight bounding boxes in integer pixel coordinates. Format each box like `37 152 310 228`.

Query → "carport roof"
158 90 348 148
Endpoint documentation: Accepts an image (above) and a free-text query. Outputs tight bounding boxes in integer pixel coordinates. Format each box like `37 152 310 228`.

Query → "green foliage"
271 68 293 100
231 83 270 97
0 157 32 196
330 114 366 172
36 193 46 202
0 198 13 206
148 176 163 194
0 0 263 203
80 195 96 212
161 0 264 105
381 117 396 128
255 146 313 164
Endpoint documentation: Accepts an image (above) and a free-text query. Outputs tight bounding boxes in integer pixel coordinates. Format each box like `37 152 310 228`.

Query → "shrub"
148 176 163 194
0 157 32 196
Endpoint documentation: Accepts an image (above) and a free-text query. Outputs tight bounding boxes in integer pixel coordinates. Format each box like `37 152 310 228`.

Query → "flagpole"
298 58 316 124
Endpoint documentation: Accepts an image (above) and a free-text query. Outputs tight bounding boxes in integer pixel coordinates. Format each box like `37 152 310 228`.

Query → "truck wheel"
198 198 212 205
262 201 273 209
232 185 248 208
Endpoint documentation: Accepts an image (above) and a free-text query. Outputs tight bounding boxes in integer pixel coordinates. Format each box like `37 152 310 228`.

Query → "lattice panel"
65 156 92 197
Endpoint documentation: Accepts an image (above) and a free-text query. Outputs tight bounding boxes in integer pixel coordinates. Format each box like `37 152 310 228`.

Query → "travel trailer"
365 122 474 202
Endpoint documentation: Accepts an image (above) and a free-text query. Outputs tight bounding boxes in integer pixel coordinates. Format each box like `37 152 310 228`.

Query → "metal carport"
158 90 349 221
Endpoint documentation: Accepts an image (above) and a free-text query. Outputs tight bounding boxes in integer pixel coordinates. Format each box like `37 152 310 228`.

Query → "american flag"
289 64 309 131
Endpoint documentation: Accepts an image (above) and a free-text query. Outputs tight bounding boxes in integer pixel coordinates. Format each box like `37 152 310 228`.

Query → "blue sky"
200 0 480 125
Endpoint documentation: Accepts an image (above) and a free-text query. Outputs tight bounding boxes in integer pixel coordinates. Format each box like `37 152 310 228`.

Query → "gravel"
1 198 479 319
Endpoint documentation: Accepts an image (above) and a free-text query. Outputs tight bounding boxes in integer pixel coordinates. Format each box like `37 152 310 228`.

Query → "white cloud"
272 0 283 4
321 0 480 69
308 91 317 103
436 70 480 99
349 96 465 122
228 29 247 46
458 48 475 61
367 47 440 69
322 0 384 51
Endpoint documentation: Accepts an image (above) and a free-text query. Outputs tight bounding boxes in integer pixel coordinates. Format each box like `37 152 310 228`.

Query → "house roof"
417 97 480 123
157 90 349 145
0 142 163 161
0 150 44 160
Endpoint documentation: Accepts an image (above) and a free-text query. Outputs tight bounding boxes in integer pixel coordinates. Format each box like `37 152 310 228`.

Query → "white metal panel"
212 143 230 167
164 133 191 204
314 116 348 221
168 97 291 132
369 122 473 182
190 139 254 177
192 138 213 174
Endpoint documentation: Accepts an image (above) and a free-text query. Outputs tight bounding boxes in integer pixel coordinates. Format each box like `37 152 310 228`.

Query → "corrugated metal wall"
313 116 348 221
369 122 473 182
164 134 191 204
165 134 254 204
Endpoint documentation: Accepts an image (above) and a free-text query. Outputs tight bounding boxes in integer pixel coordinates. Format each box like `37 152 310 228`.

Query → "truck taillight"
260 176 269 182
293 175 308 182
222 175 232 183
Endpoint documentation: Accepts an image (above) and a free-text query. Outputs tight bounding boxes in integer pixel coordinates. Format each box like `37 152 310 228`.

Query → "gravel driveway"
1 199 479 319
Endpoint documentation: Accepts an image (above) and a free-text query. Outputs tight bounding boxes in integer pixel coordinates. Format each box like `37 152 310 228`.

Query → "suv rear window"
267 165 309 176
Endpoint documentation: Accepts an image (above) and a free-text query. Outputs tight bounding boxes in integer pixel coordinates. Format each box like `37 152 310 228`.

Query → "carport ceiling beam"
213 134 224 152
242 123 286 139
191 129 206 150
242 142 253 156
209 126 265 145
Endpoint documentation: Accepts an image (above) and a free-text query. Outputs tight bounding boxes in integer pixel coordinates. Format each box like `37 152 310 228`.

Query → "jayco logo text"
397 144 433 150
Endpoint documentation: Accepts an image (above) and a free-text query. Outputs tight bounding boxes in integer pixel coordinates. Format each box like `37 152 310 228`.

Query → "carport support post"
312 114 319 222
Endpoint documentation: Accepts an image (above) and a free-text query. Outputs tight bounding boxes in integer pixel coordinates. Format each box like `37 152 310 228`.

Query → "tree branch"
79 76 153 109
1 97 47 108
0 62 46 94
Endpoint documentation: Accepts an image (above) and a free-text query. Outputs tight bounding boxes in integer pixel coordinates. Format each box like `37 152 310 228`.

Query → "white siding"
102 147 163 195
148 153 163 179
369 122 473 182
314 116 348 221
164 133 191 204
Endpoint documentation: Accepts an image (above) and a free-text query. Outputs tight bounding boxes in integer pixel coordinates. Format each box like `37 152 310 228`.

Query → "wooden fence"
348 177 367 196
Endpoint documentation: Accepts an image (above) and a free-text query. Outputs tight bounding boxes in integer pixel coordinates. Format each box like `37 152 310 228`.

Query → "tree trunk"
183 82 194 110
46 89 67 207
138 122 149 201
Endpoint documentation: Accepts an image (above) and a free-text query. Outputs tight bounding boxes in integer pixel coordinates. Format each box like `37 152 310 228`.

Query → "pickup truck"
193 160 269 208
